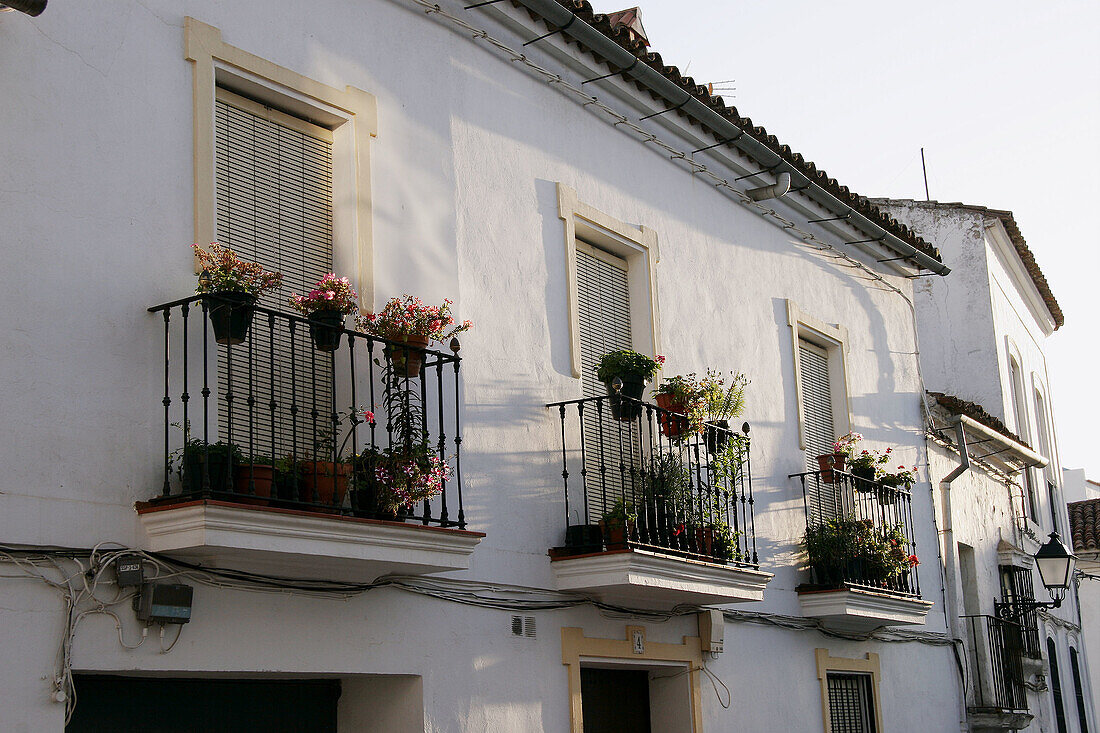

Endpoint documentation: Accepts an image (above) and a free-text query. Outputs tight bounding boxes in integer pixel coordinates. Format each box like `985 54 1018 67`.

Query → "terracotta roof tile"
929 391 1030 448
1069 498 1100 552
523 0 943 263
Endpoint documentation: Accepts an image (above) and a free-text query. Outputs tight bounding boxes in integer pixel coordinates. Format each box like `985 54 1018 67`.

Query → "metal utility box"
135 583 194 624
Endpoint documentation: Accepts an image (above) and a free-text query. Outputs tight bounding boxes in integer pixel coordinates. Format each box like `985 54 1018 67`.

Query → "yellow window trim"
557 183 661 379
814 648 884 733
184 17 378 308
562 626 704 732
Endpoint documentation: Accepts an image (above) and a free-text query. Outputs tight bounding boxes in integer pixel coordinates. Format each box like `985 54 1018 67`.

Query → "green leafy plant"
601 497 637 527
713 522 744 562
595 349 664 383
646 451 692 503
803 516 918 586
699 370 749 423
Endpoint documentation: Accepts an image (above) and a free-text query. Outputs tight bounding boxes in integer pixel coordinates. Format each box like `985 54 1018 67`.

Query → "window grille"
826 672 877 733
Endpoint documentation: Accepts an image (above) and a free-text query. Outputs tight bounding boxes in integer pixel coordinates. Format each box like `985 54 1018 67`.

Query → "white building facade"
0 2 1020 731
880 200 1094 732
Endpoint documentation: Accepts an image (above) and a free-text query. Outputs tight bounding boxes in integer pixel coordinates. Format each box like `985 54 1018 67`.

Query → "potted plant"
272 454 304 505
803 517 917 588
878 464 918 504
599 498 637 549
653 373 703 438
233 454 275 505
351 441 451 521
595 350 664 421
639 451 691 541
713 522 744 564
358 294 472 378
176 438 242 495
699 370 748 453
288 273 359 352
818 432 860 484
192 242 283 345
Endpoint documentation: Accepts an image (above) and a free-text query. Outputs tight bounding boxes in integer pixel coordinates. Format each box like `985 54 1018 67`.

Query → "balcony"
791 470 932 629
963 615 1033 731
137 295 482 581
545 394 772 609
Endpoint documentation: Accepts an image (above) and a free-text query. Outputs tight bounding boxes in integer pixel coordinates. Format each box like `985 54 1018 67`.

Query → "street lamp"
1034 532 1077 608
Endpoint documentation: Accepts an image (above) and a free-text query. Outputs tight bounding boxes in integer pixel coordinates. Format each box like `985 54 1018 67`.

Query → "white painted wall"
0 1 961 731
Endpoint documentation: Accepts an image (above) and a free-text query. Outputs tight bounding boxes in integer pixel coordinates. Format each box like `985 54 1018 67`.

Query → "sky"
611 0 1100 477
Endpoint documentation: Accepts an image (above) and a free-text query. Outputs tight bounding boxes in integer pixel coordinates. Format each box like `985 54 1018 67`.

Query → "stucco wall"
0 1 961 730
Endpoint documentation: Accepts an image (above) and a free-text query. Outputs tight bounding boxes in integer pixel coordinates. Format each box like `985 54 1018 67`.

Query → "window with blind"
214 90 336 458
799 339 835 468
576 241 635 519
826 672 877 733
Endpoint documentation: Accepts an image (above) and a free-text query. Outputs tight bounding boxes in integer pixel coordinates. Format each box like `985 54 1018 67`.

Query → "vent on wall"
511 615 536 639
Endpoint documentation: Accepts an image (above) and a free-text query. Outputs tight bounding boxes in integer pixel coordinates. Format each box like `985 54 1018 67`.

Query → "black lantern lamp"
1034 532 1077 608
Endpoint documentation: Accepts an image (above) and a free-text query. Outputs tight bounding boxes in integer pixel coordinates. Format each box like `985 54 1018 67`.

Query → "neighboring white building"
879 200 1093 732
1065 469 1100 504
0 2 1063 732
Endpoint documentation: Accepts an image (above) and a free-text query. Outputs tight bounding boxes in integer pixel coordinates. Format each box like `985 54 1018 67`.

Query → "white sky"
614 0 1100 477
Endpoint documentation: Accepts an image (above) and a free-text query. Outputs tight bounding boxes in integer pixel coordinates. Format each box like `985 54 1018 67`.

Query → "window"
1034 388 1059 532
826 673 877 733
1049 637 1069 733
557 183 660 381
788 301 850 469
996 565 1041 658
1070 647 1090 733
815 649 883 733
215 90 336 455
1008 354 1038 520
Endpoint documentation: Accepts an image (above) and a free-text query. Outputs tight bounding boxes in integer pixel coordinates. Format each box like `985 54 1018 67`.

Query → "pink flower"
656 355 666 365
363 410 375 425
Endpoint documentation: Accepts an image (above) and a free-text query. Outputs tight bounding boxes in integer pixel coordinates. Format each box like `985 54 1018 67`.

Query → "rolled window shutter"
799 340 835 468
214 97 335 458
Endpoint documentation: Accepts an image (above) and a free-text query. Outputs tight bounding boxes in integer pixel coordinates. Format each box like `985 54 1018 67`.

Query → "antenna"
920 147 930 201
707 79 737 98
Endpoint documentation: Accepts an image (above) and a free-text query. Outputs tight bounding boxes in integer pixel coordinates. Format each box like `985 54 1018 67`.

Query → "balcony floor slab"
549 548 773 609
137 500 484 582
797 586 933 630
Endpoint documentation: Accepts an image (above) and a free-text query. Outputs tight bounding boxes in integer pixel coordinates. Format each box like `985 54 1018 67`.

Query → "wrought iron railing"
963 614 1029 714
791 470 920 597
546 393 758 567
148 294 466 529
994 601 1042 660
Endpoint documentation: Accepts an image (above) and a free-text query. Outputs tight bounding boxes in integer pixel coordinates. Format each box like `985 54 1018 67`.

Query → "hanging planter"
384 334 431 378
704 420 731 455
654 393 689 438
192 243 282 346
816 452 846 484
208 292 258 346
307 310 346 352
607 373 647 421
289 273 359 352
596 350 664 422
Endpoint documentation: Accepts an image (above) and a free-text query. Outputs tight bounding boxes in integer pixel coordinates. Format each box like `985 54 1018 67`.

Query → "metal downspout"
941 419 970 732
508 0 950 276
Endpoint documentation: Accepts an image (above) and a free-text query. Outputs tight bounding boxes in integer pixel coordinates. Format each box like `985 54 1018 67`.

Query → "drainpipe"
939 418 970 732
0 0 47 16
746 171 791 202
508 0 950 276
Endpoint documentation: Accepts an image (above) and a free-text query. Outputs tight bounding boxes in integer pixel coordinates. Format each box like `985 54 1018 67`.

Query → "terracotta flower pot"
599 519 635 549
816 453 846 484
307 310 346 352
655 393 688 438
385 334 431 378
299 460 351 508
232 464 274 506
208 292 257 346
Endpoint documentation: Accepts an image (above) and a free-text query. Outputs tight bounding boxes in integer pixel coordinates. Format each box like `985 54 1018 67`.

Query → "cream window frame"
185 17 378 308
788 300 852 451
561 626 703 733
815 648 883 733
557 183 661 379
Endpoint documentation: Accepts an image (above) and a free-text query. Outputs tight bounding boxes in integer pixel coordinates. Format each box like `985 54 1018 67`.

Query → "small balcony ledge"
549 547 773 609
137 500 484 582
796 585 933 630
967 709 1034 732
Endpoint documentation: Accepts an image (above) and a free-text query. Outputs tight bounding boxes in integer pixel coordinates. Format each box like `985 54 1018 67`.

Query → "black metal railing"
994 601 1042 660
963 614 1029 714
791 470 920 597
148 294 466 529
546 393 758 567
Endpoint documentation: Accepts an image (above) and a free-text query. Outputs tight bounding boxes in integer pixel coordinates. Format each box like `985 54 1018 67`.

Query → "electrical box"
114 554 144 587
698 609 724 653
135 583 194 624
